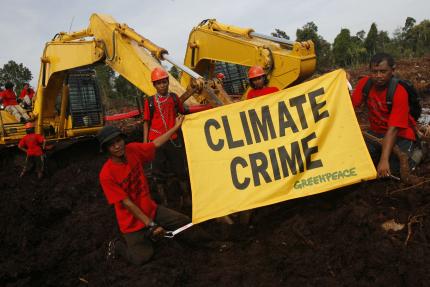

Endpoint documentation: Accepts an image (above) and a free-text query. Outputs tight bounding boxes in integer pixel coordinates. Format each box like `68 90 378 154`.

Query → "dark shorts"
151 135 188 183
24 155 44 173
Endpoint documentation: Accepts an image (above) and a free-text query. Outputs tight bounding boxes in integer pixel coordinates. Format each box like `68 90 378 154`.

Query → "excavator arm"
181 19 316 96
33 14 191 138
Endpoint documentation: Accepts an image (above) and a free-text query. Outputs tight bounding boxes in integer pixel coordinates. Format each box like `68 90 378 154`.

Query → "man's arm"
121 197 153 225
143 121 149 143
121 197 165 236
377 126 398 177
152 115 184 148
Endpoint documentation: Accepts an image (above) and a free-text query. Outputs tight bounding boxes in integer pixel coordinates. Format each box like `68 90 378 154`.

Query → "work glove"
143 221 165 241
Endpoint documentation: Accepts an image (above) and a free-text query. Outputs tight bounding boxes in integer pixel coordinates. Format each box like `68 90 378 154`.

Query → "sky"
1 0 429 86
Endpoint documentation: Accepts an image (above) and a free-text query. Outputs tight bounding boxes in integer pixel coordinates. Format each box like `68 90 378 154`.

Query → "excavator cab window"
213 61 248 96
68 69 103 128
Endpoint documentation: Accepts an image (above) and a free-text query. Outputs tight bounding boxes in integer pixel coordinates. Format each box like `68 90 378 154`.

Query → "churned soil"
1 57 430 287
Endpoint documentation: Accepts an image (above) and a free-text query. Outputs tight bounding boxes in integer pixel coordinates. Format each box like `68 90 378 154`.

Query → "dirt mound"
1 58 430 287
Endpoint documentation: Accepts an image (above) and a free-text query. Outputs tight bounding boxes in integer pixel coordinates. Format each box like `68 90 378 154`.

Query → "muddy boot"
156 184 168 206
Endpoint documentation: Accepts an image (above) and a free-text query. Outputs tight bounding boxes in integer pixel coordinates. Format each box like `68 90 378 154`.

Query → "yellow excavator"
0 13 231 149
181 19 316 98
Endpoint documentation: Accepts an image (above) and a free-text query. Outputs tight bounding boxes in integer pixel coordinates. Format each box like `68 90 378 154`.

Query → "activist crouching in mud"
98 116 214 265
351 52 422 178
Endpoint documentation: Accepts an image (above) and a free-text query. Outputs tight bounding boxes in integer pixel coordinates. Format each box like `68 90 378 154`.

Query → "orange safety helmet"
216 73 225 80
24 122 34 129
151 67 169 82
248 66 265 79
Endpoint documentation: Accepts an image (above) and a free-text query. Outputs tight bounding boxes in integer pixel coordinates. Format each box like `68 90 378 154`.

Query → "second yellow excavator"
181 19 316 98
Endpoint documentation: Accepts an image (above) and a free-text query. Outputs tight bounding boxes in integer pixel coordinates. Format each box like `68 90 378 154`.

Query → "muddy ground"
1 57 430 287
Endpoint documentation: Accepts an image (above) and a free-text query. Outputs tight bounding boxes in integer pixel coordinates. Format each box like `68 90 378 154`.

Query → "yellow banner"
182 69 376 223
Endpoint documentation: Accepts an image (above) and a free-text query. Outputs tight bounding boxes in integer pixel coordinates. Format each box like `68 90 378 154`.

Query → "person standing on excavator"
18 83 35 110
143 67 190 207
246 66 279 100
351 53 418 178
18 122 46 179
0 82 30 123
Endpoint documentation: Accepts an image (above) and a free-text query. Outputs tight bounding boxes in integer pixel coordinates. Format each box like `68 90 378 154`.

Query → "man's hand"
174 115 185 128
144 222 166 240
377 159 391 178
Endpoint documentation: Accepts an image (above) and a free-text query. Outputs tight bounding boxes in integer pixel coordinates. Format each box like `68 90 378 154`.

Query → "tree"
0 60 32 92
271 29 290 40
364 23 378 57
169 66 180 80
403 17 416 33
333 28 354 67
296 22 333 71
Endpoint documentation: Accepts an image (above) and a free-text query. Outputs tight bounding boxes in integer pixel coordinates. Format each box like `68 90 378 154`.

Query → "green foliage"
364 23 378 57
271 29 290 40
296 22 333 71
0 60 32 92
169 66 180 80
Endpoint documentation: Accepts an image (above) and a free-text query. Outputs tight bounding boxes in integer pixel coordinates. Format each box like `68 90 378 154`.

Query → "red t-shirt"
246 86 280 99
99 142 157 234
18 133 45 156
19 87 35 99
143 93 184 141
352 76 416 141
0 89 18 106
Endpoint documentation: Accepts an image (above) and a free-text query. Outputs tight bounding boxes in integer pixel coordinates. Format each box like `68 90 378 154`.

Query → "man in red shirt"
0 82 30 122
18 122 46 179
351 53 416 177
246 66 279 99
18 83 35 109
143 67 190 206
99 116 210 265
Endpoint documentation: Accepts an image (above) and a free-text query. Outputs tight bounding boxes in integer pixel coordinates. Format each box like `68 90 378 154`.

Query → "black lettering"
222 115 244 149
308 88 329 123
278 101 299 136
278 142 304 177
249 152 272 186
289 94 308 129
302 132 323 170
230 157 250 190
248 106 276 143
204 119 224 151
268 148 281 180
240 111 253 145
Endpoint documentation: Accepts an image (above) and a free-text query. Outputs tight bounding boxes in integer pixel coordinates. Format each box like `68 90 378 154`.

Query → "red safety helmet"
216 73 225 80
151 67 169 82
24 122 34 129
248 66 265 79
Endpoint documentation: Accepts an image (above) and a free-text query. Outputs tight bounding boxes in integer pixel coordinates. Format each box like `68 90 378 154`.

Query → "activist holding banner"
351 52 420 178
143 67 190 207
246 66 280 100
98 117 212 265
182 69 376 223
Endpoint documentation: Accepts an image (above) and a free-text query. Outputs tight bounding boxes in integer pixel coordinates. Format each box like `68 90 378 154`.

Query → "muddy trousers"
5 105 29 122
119 206 210 265
364 130 415 175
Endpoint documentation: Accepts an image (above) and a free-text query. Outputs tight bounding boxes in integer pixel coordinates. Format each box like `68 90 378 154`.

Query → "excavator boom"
181 19 316 96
